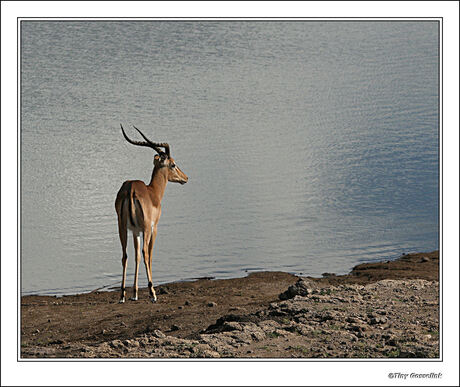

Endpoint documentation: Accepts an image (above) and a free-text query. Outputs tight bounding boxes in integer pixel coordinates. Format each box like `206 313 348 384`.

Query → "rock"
158 287 169 295
109 339 123 349
315 310 338 322
348 323 367 333
296 325 315 336
243 324 266 341
346 317 361 324
189 344 220 358
421 256 430 262
369 316 387 325
399 350 417 358
278 286 297 300
222 321 243 331
184 300 191 306
386 337 398 346
170 324 181 331
229 306 246 313
152 329 166 338
278 279 316 300
203 314 252 334
207 302 217 307
258 320 281 332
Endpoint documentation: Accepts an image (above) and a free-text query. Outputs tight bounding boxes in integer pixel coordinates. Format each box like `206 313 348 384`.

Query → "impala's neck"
148 166 168 202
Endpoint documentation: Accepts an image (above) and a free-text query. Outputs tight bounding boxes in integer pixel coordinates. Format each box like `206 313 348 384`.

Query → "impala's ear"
154 153 168 166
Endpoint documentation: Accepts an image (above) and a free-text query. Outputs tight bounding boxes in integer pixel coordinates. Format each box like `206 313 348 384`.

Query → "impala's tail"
129 190 137 227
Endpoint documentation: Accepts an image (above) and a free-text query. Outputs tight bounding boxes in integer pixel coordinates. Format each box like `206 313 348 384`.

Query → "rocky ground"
21 251 439 359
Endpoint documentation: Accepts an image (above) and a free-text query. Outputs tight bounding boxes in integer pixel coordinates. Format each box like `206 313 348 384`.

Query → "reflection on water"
21 21 439 295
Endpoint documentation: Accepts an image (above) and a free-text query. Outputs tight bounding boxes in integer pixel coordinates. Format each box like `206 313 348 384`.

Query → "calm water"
21 21 439 296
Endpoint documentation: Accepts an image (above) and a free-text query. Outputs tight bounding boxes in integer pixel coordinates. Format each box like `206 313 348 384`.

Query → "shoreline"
21 250 439 358
23 249 439 298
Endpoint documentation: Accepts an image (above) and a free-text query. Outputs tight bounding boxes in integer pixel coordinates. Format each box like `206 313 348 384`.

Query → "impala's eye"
170 163 176 168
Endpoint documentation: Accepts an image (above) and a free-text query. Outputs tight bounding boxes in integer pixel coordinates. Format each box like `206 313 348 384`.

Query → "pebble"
386 337 398 346
370 317 387 325
207 302 217 307
152 329 166 338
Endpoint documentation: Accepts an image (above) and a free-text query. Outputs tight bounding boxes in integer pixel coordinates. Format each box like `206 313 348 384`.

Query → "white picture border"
2 2 459 386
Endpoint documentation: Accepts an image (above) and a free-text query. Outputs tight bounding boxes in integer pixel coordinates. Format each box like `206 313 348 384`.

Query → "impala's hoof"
150 297 157 303
129 296 138 301
118 298 125 304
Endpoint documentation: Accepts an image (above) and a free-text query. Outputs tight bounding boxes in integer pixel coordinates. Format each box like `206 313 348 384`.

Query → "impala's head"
120 124 188 185
154 154 188 184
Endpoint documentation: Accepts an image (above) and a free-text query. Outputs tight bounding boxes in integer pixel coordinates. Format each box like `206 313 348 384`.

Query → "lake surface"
21 21 439 296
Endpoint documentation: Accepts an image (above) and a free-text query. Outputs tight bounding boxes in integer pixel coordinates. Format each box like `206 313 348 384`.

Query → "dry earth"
21 251 439 359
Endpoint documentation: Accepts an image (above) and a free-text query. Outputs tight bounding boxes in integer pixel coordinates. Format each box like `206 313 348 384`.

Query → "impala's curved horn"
120 124 163 154
132 125 170 157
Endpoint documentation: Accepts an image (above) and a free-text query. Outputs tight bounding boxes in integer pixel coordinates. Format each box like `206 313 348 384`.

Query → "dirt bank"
21 251 439 358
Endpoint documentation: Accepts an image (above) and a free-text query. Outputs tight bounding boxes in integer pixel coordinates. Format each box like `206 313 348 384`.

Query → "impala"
115 124 188 303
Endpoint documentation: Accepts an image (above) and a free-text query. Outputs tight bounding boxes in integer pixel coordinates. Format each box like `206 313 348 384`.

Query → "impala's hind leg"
130 232 141 301
118 211 128 304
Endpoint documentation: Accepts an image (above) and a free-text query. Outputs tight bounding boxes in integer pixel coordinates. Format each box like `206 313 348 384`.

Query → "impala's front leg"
142 228 156 303
147 226 158 303
131 233 141 301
